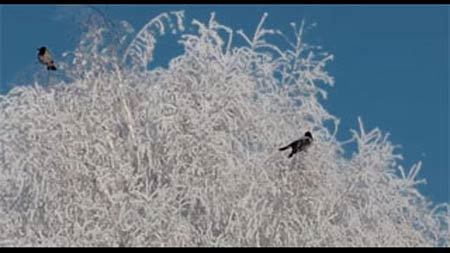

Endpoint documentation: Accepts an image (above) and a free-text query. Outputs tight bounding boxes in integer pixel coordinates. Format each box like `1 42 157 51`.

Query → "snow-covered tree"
0 11 448 247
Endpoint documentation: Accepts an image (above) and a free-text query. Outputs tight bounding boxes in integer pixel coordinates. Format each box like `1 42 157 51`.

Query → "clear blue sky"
1 5 448 204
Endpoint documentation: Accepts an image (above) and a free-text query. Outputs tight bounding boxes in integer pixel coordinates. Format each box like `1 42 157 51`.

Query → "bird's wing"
37 54 44 64
298 138 309 148
288 140 299 147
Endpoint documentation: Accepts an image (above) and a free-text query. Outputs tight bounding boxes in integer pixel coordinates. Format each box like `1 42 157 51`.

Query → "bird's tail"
279 145 289 151
47 65 57 71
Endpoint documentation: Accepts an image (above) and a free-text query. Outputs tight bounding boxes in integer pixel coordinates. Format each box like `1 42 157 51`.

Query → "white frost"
0 11 448 247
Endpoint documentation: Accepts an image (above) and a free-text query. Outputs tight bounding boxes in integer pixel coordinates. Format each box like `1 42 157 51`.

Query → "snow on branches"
0 11 448 247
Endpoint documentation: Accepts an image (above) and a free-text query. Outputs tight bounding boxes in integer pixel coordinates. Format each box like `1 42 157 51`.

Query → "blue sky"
0 5 448 204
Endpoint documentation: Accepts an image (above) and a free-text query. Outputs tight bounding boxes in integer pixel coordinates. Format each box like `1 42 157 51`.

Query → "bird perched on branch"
37 46 57 71
279 131 313 158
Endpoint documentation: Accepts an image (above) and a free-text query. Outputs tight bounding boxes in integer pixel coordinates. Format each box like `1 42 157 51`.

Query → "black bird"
279 131 313 158
37 46 57 71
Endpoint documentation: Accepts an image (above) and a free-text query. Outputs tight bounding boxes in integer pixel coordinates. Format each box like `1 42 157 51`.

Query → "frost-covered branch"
0 11 447 247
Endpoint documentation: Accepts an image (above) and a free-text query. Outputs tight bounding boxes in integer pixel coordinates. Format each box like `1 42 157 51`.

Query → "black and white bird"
279 131 313 158
37 46 57 71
